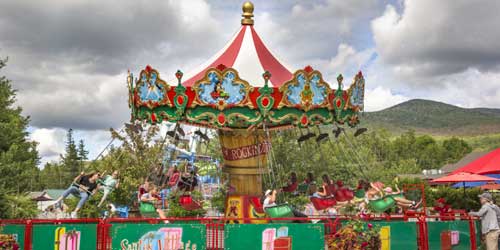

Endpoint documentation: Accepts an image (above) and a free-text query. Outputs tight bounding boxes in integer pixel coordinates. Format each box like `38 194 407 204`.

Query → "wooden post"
219 129 270 196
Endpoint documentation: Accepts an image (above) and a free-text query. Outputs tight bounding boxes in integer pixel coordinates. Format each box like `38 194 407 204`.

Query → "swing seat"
368 196 396 213
249 197 265 214
179 194 193 205
389 193 404 200
168 173 180 187
115 206 129 218
354 189 365 199
265 204 294 219
297 183 309 193
310 197 337 210
139 202 158 218
335 188 354 202
179 195 202 211
282 182 298 192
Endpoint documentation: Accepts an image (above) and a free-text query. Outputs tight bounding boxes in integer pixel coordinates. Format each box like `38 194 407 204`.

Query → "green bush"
399 178 482 211
0 193 38 219
210 188 226 214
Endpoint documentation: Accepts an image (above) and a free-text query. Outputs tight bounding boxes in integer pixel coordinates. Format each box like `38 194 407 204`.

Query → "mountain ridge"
362 99 500 136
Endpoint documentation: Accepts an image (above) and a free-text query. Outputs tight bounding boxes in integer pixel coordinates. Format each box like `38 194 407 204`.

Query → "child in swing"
140 185 167 219
97 170 120 207
54 171 101 218
281 172 298 192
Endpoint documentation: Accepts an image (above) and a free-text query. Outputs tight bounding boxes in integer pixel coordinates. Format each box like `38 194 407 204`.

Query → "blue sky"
1 0 500 165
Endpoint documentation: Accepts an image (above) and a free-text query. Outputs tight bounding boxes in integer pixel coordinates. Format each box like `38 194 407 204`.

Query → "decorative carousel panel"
136 106 179 124
268 107 334 128
185 106 262 128
134 66 171 109
192 66 254 110
346 71 365 112
278 67 331 111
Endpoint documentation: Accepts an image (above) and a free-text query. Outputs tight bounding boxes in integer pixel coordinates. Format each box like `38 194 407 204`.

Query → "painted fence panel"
110 223 206 250
224 223 324 250
427 220 473 250
31 223 98 250
0 224 25 250
369 221 418 250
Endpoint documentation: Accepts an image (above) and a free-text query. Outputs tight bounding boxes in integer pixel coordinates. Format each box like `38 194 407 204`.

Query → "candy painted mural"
111 223 206 250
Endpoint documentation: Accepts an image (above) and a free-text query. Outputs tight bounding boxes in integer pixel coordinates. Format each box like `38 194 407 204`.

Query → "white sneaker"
70 211 78 219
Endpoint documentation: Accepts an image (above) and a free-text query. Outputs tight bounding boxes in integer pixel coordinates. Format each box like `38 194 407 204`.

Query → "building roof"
440 151 488 173
28 191 53 201
398 173 445 180
45 189 74 199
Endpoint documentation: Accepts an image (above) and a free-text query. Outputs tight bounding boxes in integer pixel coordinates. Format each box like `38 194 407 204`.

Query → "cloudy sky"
1 0 499 165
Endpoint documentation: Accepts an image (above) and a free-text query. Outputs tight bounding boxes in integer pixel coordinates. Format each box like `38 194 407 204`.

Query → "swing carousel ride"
127 1 365 220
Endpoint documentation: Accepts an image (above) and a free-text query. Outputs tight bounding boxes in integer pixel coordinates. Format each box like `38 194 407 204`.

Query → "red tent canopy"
431 172 499 183
452 148 500 175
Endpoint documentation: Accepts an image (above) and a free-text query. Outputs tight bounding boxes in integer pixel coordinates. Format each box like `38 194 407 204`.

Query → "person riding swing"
97 170 120 207
54 171 101 218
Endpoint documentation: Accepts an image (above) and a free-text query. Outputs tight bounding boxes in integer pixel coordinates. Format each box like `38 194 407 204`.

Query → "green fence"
110 222 206 250
0 218 484 250
338 220 419 250
370 221 419 250
1 223 25 250
224 223 324 250
427 220 475 250
31 223 98 250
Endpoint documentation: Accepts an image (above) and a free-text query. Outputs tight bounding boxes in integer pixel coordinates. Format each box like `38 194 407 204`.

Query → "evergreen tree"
0 58 40 193
60 128 79 182
77 139 89 172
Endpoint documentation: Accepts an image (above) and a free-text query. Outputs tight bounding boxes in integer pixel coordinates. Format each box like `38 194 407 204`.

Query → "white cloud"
365 86 409 112
30 128 67 165
372 0 500 78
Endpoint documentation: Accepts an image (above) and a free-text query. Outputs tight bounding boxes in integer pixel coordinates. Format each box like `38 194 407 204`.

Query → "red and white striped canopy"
182 25 293 87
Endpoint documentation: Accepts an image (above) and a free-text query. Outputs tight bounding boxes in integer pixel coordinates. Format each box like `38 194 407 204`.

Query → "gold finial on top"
241 1 254 25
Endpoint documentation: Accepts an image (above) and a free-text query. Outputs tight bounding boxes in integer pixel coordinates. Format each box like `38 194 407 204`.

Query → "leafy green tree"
442 137 472 163
84 125 167 209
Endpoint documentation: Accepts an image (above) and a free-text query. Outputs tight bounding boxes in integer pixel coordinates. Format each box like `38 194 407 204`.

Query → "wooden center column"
219 129 270 196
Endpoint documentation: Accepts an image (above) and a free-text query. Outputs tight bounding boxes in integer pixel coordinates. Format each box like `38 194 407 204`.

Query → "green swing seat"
354 189 365 199
297 183 309 193
368 196 396 213
265 204 294 222
139 202 158 218
389 193 405 199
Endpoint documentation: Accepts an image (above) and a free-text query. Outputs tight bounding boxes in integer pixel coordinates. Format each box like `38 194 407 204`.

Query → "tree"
77 139 89 172
60 128 79 182
0 57 40 193
84 125 167 209
442 137 472 163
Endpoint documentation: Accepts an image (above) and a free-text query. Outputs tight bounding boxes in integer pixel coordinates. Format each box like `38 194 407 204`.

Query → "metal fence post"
24 220 32 250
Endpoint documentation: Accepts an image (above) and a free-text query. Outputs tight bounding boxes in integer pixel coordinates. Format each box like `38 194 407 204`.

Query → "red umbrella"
431 172 499 195
480 182 500 191
431 172 500 183
452 148 500 175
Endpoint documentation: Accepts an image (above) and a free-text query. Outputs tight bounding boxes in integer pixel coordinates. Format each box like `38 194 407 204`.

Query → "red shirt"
434 204 451 215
